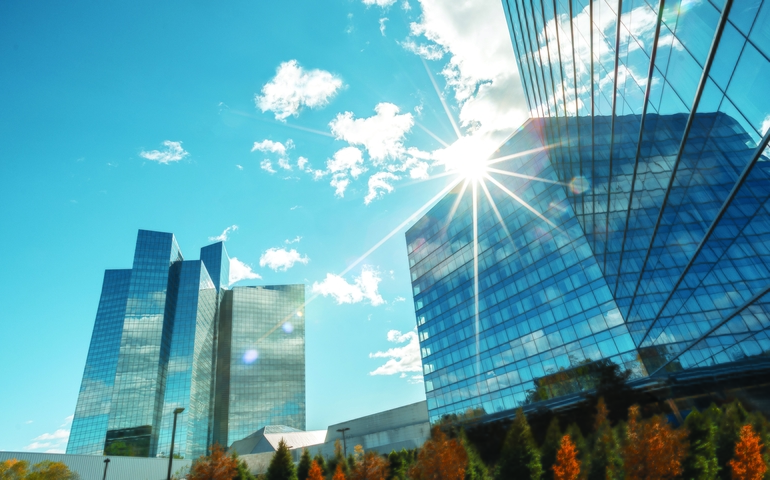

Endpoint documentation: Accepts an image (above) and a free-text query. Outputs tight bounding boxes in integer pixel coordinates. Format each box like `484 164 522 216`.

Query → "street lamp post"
336 428 350 458
102 458 110 480
167 407 185 480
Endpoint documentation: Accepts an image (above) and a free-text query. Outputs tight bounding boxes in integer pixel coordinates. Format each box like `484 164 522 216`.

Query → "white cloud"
379 17 389 36
363 0 398 5
402 0 411 10
139 140 189 164
252 139 290 156
261 159 276 173
209 225 238 242
329 103 414 163
297 156 309 170
400 39 445 60
330 174 350 197
24 416 72 452
327 147 366 177
229 257 261 285
278 157 292 170
403 0 527 138
285 236 302 244
256 60 343 121
236 164 244 170
393 296 406 303
259 247 310 271
365 172 400 205
312 265 384 306
369 329 423 381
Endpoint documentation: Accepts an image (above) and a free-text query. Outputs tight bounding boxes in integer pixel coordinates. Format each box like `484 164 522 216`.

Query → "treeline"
0 459 79 480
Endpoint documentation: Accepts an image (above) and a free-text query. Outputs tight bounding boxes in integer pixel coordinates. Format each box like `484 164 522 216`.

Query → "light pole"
336 428 350 458
102 458 110 480
167 407 184 480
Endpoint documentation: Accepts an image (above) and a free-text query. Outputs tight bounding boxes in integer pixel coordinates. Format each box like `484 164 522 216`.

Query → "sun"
455 157 488 181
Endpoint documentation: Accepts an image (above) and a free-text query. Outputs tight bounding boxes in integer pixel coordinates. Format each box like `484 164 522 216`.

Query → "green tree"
328 440 350 479
496 409 542 480
565 424 588 475
266 439 298 480
458 430 490 480
386 449 416 480
26 461 80 480
716 401 749 480
312 453 327 478
297 449 313 480
587 398 622 480
540 418 562 480
683 409 719 480
232 451 256 480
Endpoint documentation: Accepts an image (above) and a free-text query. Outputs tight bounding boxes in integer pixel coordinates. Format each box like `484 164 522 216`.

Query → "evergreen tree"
387 451 404 480
328 440 350 478
565 423 588 475
232 451 257 480
716 401 749 480
540 418 562 480
458 429 490 480
313 453 327 478
495 409 542 480
266 439 298 480
683 409 719 480
587 398 622 480
298 449 313 480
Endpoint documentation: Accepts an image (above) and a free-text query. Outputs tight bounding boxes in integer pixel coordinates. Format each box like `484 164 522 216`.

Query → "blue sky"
0 0 526 452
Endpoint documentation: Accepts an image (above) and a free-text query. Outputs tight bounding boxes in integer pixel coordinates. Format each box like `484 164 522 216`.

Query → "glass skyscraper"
67 230 306 457
407 0 770 423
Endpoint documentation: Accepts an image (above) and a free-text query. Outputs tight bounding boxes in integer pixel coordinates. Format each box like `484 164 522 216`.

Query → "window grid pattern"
217 285 306 447
406 121 644 424
67 269 132 455
502 0 770 378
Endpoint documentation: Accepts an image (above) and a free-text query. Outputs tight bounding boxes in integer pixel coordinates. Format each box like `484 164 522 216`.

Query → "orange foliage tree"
408 426 468 480
189 443 238 480
624 405 688 480
333 463 347 480
553 435 581 480
350 450 389 480
728 424 768 480
307 460 325 480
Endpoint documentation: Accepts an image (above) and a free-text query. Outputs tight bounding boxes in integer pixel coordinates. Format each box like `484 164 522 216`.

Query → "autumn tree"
623 405 688 480
189 443 238 480
266 439 298 480
297 449 312 480
0 459 29 480
565 424 587 475
587 397 622 480
552 435 580 480
683 409 719 480
349 450 389 480
333 464 347 480
312 453 327 478
495 409 542 480
409 426 468 480
307 461 324 480
728 424 767 480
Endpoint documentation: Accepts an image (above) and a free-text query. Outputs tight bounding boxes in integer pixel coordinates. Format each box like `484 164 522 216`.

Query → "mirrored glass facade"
67 230 306 457
408 0 770 423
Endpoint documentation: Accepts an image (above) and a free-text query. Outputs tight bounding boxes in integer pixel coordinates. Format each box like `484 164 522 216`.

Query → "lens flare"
282 322 294 334
570 176 590 194
242 349 258 364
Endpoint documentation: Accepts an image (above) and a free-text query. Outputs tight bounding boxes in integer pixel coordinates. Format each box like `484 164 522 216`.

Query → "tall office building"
407 0 770 423
67 230 305 457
